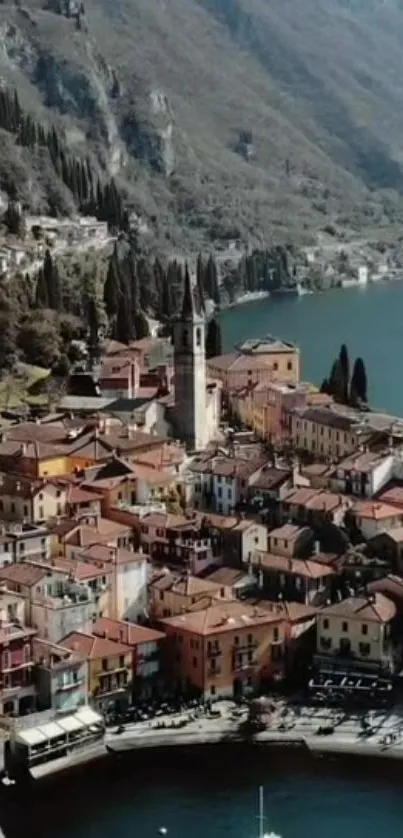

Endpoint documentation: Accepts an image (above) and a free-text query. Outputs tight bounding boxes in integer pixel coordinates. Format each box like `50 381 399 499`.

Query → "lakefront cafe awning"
309 672 393 693
12 706 104 764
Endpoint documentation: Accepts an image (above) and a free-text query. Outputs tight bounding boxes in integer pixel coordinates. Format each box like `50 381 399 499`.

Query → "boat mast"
259 786 264 838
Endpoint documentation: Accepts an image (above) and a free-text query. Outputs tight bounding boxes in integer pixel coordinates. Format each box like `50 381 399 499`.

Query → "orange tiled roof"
61 630 132 659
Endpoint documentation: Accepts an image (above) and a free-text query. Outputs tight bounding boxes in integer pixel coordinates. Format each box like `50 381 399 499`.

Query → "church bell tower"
173 266 207 451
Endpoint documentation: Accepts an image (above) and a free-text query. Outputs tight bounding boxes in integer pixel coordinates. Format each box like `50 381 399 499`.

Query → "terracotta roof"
247 597 318 623
204 567 250 587
337 451 388 474
161 599 285 636
378 486 403 509
353 501 401 520
63 517 131 548
30 555 109 582
67 486 104 504
321 592 396 623
0 562 47 588
150 571 224 597
80 544 145 566
33 637 82 668
269 523 311 542
304 491 345 512
368 575 403 604
61 630 131 660
252 551 334 579
250 468 290 491
92 617 164 646
0 474 64 499
283 487 320 506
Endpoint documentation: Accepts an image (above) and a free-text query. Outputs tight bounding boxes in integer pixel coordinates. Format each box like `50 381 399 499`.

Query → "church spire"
181 263 196 319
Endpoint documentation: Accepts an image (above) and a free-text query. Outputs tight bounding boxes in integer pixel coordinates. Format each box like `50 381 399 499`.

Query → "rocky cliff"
2 0 403 249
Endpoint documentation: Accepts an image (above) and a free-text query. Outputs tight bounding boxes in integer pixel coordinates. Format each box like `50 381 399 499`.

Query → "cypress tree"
205 255 220 304
339 343 349 404
103 256 120 320
350 357 368 404
196 253 205 312
35 268 49 308
205 318 222 359
328 359 345 403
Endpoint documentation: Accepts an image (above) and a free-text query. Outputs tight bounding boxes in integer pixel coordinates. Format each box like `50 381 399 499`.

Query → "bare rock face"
121 87 175 177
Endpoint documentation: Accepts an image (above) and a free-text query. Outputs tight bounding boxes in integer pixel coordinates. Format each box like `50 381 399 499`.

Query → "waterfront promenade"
104 700 403 760
25 699 403 780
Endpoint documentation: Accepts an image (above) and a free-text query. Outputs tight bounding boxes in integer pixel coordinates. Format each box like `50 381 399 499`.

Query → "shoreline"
13 720 403 784
219 272 403 312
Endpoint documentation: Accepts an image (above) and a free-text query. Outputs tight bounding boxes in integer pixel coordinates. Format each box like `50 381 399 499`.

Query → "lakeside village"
3 273 403 780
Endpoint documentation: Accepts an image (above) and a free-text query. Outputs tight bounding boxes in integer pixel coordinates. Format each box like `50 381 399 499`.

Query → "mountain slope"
1 0 403 248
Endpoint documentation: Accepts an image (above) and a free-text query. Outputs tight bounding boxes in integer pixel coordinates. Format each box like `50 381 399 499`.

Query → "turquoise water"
219 282 403 415
34 751 403 838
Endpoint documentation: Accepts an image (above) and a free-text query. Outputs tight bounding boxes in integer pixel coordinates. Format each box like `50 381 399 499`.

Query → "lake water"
12 748 403 838
219 282 403 416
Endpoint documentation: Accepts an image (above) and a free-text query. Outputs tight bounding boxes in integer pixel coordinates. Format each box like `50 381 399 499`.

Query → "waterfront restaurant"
6 706 104 777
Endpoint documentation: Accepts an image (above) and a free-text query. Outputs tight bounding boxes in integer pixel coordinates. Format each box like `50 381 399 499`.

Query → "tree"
103 256 120 320
205 255 220 304
339 343 349 404
18 313 61 368
133 310 150 340
205 318 222 359
328 359 345 403
350 357 368 404
35 268 49 308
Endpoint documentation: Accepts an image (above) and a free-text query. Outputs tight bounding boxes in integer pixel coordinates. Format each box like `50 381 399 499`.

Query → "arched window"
196 327 202 347
182 328 189 348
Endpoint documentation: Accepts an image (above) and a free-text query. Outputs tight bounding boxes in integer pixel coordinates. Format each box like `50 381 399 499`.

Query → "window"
273 537 278 547
119 656 125 668
323 618 329 630
234 636 239 646
0 501 3 512
192 657 197 668
210 658 216 671
342 621 348 632
56 490 61 498
102 658 108 671
39 494 43 501
217 487 222 498
247 650 253 663
362 623 368 636
273 627 279 642
159 590 164 601
3 650 10 669
39 506 44 519
287 361 292 371
23 505 29 518
247 633 253 644
196 327 202 347
19 542 25 553
10 503 15 515
56 503 62 516
359 642 371 657
273 362 278 372
210 685 216 696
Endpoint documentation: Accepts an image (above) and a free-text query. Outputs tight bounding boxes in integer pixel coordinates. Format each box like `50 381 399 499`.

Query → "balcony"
55 677 85 693
233 639 258 652
3 659 34 673
206 646 222 658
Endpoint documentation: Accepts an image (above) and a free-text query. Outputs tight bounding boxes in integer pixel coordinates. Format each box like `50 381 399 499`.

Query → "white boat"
257 785 282 838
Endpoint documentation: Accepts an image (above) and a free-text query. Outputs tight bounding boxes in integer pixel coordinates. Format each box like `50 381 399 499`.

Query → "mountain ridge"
1 0 403 249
